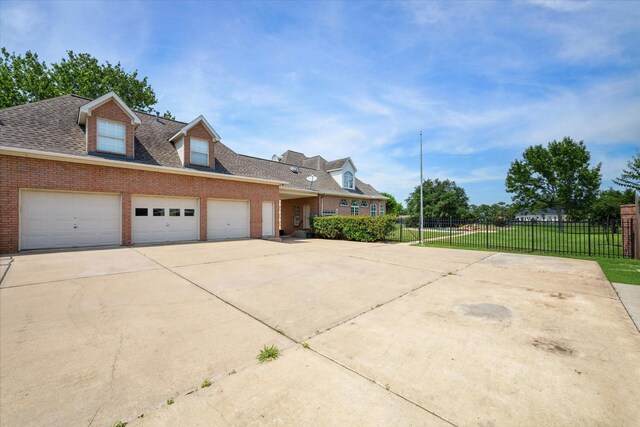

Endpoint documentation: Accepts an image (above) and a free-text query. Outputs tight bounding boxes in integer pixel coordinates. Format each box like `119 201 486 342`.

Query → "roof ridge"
134 109 188 125
0 93 81 112
239 153 318 170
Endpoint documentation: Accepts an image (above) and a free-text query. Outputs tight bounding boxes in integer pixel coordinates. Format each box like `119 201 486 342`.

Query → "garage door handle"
73 225 78 229
166 223 169 227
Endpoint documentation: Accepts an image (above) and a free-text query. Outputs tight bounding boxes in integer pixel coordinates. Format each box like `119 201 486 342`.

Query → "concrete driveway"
1 239 638 426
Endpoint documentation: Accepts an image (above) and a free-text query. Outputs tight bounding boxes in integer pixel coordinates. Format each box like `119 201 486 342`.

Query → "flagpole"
420 131 424 243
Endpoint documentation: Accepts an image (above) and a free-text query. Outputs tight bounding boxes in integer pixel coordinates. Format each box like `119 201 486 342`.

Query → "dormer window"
97 119 126 154
343 171 354 189
78 91 141 158
169 115 220 168
190 138 209 166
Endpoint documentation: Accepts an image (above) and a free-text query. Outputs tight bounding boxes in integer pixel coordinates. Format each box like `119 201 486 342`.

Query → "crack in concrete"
129 248 299 344
0 256 14 287
88 334 123 427
0 268 164 290
86 402 104 427
309 347 458 427
111 334 124 382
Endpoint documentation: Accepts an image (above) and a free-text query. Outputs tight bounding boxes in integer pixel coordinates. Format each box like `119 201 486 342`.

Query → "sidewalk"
613 283 640 332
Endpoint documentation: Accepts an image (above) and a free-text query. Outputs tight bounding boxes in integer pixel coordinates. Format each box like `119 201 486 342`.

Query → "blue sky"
1 0 639 206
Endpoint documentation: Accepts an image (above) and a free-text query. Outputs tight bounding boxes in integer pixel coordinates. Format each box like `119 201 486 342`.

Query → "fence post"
485 219 489 248
531 220 535 252
449 217 453 246
588 220 591 256
632 219 636 259
399 218 403 242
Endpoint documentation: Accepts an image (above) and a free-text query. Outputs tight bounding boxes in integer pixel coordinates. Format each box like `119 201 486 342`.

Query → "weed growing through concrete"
257 345 280 362
167 398 174 405
229 369 236 375
301 342 310 349
201 379 212 388
112 422 127 427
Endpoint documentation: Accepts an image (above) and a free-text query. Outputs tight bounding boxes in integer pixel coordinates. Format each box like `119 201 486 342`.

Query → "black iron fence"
386 217 636 259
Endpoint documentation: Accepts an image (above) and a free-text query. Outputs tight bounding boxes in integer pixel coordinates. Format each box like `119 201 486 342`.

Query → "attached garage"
132 196 199 244
207 200 250 239
20 190 121 250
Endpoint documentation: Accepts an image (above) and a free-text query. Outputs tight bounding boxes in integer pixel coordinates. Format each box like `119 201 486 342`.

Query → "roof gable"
325 157 357 173
77 91 141 126
169 115 220 142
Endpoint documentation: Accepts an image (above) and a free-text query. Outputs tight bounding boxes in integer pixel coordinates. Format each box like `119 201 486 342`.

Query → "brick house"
0 92 386 253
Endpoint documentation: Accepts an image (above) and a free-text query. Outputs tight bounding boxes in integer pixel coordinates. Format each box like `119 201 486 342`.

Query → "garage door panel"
132 196 199 244
207 200 249 239
20 191 121 250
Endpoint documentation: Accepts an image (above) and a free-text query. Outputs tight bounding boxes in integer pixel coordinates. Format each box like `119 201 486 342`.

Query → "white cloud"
525 0 591 12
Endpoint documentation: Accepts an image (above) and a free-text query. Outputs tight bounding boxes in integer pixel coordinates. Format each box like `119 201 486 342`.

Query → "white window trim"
190 138 209 166
96 119 126 155
371 204 377 217
380 203 385 215
343 171 354 189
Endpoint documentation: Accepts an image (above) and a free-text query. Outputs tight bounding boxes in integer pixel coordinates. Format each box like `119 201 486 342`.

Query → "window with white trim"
97 119 126 154
190 138 209 166
371 203 377 217
380 203 385 215
351 200 359 216
343 171 354 189
339 198 348 206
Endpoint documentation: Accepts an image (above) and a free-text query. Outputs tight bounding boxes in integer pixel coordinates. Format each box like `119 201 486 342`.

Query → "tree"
613 150 640 191
469 202 516 221
380 192 404 216
405 178 470 219
590 188 636 223
0 48 173 118
506 137 602 228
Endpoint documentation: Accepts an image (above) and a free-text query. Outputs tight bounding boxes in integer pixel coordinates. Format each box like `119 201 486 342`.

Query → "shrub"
311 215 396 242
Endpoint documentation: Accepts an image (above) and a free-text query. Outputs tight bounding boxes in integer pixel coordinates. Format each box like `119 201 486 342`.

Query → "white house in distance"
515 208 565 222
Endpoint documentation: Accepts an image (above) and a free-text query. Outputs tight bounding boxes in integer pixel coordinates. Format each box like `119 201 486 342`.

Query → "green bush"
311 215 396 242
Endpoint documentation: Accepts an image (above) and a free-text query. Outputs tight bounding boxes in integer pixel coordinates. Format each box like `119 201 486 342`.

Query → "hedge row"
310 215 396 242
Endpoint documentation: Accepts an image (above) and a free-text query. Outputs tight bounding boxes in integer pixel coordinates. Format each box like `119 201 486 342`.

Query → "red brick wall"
279 196 387 235
322 196 386 217
280 197 319 235
0 155 280 253
184 122 215 168
87 99 136 158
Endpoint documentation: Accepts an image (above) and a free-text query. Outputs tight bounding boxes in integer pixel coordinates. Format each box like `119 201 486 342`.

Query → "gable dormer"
326 157 357 190
169 115 220 169
78 91 141 159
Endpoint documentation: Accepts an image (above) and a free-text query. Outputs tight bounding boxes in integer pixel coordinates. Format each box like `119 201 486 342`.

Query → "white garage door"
20 190 121 250
132 196 199 244
207 200 249 239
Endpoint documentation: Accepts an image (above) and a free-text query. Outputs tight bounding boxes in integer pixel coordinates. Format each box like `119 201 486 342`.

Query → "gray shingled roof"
324 158 350 171
0 94 384 199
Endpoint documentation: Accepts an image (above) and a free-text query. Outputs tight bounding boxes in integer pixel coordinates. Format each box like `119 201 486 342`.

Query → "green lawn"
595 257 640 285
386 224 464 243
414 223 626 258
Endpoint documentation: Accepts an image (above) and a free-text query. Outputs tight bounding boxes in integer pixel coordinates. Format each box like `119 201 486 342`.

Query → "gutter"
0 146 288 186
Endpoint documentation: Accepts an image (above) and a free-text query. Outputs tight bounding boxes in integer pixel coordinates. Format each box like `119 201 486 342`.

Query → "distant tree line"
388 139 637 227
